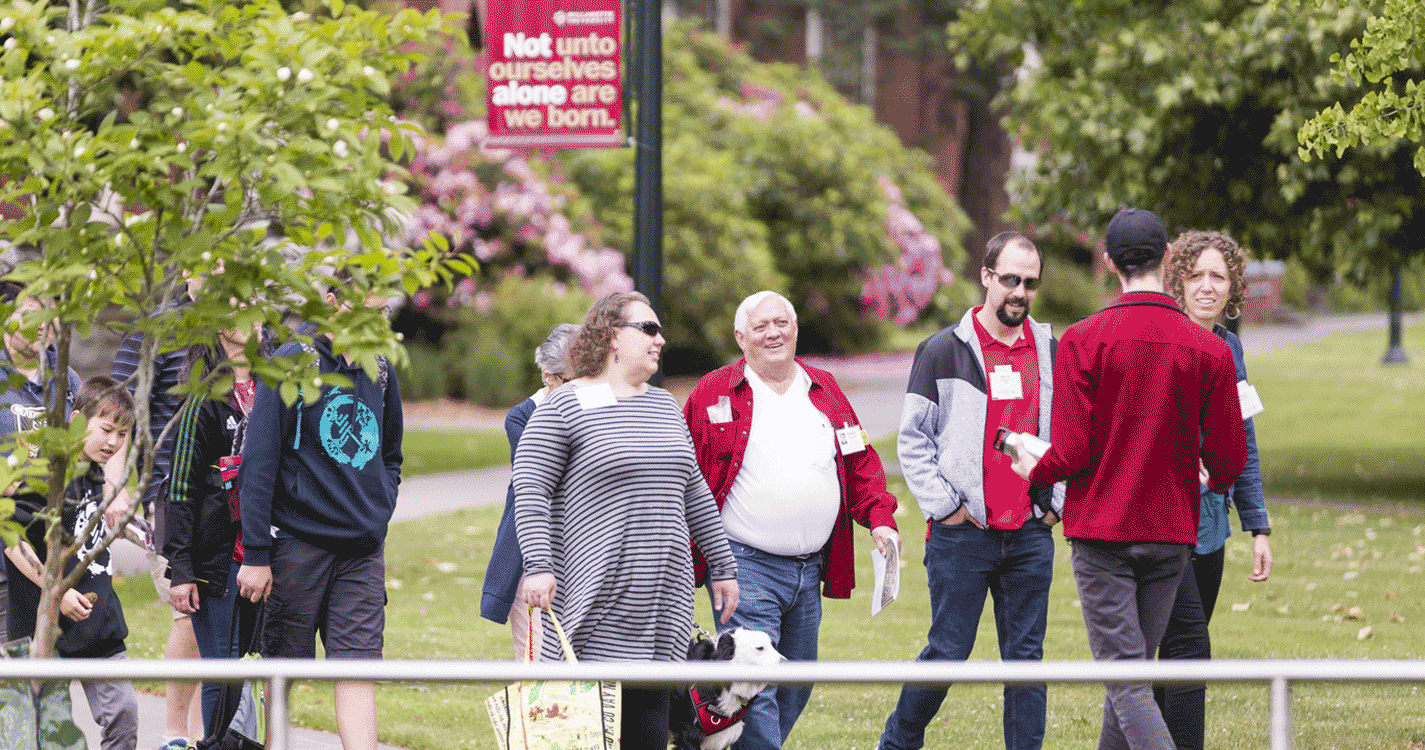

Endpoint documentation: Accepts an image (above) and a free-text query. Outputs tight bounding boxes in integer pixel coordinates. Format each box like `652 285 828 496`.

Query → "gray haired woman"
478 323 579 659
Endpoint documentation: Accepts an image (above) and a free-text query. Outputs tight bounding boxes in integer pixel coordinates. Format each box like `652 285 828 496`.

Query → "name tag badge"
707 395 733 424
835 423 866 455
1237 380 1265 420
989 364 1023 401
574 382 619 411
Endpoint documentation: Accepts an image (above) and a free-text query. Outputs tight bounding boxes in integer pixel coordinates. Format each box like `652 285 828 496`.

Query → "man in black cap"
1009 208 1247 750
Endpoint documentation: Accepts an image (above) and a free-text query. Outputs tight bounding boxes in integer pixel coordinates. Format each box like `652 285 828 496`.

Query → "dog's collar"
689 686 751 735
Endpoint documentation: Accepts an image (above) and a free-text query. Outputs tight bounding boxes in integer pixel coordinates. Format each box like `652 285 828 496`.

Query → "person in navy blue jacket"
235 280 401 750
1156 230 1273 750
479 323 578 660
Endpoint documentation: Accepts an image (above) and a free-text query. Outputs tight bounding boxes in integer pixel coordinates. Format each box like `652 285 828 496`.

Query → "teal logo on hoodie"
319 389 379 470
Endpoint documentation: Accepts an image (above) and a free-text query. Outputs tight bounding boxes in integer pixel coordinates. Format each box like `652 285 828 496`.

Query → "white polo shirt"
720 365 841 556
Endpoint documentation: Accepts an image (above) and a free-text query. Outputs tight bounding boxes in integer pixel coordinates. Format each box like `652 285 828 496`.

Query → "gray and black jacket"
898 309 1064 526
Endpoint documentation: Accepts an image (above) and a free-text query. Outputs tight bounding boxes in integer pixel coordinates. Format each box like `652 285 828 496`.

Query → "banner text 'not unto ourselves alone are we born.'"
483 0 623 148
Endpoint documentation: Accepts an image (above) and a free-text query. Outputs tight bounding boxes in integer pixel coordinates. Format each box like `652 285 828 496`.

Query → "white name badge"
835 423 866 455
1237 380 1265 420
706 395 733 424
574 382 619 411
989 364 1024 401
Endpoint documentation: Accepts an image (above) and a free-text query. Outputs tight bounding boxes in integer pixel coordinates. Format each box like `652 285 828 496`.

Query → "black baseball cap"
1105 208 1167 267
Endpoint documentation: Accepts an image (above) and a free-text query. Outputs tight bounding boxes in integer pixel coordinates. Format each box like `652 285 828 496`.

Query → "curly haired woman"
1157 230 1274 750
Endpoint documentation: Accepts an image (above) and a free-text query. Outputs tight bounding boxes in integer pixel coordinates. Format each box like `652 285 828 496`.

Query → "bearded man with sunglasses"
878 231 1063 750
684 290 900 750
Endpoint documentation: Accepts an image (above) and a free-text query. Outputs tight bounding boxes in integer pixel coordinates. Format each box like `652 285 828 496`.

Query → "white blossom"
296 68 314 83
73 145 85 158
64 58 80 71
171 106 183 117
3 39 14 50
326 117 339 131
37 107 54 121
0 17 13 32
362 65 375 77
6 454 17 469
333 140 349 158
176 142 187 153
276 66 291 82
130 138 139 148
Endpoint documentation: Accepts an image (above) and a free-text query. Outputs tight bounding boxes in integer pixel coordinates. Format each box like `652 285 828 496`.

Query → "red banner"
483 0 622 148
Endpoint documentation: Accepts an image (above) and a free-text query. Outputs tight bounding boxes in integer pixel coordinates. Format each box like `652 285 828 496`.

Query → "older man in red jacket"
684 290 899 750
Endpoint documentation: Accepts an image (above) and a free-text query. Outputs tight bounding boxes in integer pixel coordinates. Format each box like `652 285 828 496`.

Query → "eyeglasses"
993 273 1041 291
615 321 662 337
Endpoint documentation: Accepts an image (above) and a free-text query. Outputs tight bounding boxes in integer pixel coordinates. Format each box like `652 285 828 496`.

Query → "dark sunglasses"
615 321 662 337
993 272 1041 291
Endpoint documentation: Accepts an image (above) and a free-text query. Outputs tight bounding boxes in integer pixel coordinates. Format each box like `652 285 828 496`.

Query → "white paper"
989 364 1024 400
707 395 733 424
574 382 618 410
871 537 901 617
836 424 866 455
1237 380 1265 420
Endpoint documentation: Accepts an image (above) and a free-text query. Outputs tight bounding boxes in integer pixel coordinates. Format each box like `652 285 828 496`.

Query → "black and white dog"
670 628 785 750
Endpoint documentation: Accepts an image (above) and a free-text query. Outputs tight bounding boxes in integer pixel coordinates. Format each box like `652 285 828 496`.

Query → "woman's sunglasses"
615 321 662 337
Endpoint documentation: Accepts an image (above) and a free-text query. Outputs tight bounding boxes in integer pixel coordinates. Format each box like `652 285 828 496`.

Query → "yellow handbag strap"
527 606 580 664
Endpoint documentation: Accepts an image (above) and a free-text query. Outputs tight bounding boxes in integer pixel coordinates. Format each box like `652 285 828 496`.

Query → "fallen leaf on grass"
1345 606 1364 620
1231 602 1250 612
1390 612 1405 623
1357 626 1374 640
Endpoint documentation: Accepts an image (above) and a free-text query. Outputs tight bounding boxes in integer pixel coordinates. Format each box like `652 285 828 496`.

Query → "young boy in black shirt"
6 376 139 750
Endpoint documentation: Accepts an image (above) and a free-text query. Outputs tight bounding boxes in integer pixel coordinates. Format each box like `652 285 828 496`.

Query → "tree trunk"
956 72 1012 274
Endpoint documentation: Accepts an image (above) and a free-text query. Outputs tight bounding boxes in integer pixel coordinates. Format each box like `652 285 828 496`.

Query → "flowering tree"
0 0 455 657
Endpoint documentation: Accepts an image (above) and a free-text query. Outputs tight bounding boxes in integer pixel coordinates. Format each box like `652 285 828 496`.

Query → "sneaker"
158 739 196 750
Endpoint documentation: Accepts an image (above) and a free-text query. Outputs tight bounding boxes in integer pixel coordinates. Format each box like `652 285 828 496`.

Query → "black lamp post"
1383 266 1409 365
630 0 663 386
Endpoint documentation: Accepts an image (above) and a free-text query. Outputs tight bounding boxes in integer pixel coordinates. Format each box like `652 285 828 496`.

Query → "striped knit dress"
513 385 736 663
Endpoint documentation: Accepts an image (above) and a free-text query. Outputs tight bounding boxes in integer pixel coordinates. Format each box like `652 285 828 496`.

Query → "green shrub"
1033 255 1104 324
1278 257 1313 309
564 23 969 359
396 344 449 402
442 275 594 407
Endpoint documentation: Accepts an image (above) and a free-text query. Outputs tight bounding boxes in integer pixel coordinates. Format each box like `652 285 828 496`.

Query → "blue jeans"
714 540 822 750
881 519 1054 750
188 559 241 736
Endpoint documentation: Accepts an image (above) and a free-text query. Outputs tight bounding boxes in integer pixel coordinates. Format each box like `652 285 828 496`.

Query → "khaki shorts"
146 551 188 621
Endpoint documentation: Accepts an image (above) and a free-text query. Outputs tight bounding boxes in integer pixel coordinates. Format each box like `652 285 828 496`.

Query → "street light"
1383 266 1409 365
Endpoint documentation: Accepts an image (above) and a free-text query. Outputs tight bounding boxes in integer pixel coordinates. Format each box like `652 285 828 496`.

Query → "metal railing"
5 658 1425 750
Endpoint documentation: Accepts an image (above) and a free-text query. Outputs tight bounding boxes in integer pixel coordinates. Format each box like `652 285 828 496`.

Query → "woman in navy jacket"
479 323 579 659
1157 231 1274 750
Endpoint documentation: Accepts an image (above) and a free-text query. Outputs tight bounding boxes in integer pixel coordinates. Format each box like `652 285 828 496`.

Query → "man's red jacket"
1030 292 1247 544
683 358 898 599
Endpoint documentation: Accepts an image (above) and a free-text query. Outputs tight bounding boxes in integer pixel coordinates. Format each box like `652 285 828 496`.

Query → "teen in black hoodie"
237 297 402 750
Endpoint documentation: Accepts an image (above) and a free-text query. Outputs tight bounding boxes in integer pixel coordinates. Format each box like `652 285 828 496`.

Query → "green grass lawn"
111 325 1425 748
114 485 1425 749
1251 324 1425 505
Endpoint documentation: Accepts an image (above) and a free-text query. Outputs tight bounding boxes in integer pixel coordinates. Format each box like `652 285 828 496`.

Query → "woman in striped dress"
514 291 740 749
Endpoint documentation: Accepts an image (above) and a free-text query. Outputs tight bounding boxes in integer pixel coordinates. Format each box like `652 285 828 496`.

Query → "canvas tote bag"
485 608 620 750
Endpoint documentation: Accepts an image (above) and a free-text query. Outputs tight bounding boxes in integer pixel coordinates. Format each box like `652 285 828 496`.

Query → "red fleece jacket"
1030 292 1247 544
